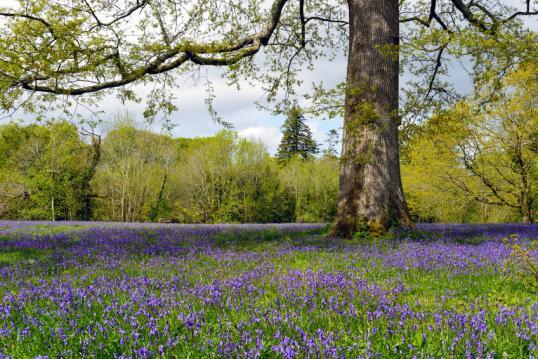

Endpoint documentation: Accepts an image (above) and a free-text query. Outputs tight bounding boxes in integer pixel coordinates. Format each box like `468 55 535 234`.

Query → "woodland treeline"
0 121 339 223
0 65 536 224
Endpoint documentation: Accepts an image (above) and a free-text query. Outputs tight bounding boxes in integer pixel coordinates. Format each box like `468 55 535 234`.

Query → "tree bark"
331 0 413 238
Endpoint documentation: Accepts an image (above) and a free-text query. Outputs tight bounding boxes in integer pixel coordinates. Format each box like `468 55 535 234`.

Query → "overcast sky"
94 53 347 154
1 0 536 154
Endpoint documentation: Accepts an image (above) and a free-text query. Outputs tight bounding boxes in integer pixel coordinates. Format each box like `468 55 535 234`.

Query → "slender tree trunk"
243 190 247 223
111 186 115 221
331 0 413 238
515 142 533 223
51 195 56 221
121 179 126 222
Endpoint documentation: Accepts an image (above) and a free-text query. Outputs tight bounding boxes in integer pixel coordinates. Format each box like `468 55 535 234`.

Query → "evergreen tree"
276 107 318 163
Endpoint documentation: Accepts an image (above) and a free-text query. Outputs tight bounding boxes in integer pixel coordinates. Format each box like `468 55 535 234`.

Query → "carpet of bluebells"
0 221 537 358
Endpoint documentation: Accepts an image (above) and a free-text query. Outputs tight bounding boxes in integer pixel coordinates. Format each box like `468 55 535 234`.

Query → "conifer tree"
276 107 318 163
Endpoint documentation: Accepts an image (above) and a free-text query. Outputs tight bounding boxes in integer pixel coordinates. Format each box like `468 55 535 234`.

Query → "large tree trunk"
331 0 413 238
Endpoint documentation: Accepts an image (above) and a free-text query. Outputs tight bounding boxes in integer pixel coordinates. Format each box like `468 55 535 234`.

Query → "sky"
1 0 536 154
94 54 347 154
98 51 464 154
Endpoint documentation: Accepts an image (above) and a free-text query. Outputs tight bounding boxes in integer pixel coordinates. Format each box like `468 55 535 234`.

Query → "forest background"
1 61 536 224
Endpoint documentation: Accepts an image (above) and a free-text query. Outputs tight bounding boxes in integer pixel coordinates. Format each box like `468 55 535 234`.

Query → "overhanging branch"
12 0 291 96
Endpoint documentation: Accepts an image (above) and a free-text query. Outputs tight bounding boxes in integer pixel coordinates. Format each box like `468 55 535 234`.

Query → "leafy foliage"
0 121 338 223
0 121 98 220
402 64 538 223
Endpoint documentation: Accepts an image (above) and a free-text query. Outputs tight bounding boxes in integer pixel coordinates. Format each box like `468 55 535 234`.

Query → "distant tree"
455 63 538 223
323 129 340 158
276 107 318 163
148 173 168 222
280 156 339 222
174 130 293 223
76 132 101 220
92 120 175 222
0 121 96 220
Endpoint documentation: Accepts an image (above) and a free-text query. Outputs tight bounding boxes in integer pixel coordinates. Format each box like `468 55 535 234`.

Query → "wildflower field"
0 221 536 358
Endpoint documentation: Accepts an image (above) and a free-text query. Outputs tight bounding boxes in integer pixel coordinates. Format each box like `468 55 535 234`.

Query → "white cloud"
238 126 282 154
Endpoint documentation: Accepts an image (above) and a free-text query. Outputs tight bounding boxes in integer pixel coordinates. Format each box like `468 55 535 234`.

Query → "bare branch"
503 10 538 23
449 0 491 33
305 16 348 26
425 44 446 100
400 0 450 32
84 0 149 30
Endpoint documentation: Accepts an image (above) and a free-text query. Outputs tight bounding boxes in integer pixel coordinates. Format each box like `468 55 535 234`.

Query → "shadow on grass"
214 226 330 249
0 248 51 267
394 228 494 246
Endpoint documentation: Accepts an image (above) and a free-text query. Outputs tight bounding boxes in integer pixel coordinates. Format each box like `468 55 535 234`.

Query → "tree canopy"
0 121 98 220
0 0 534 120
403 62 537 223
